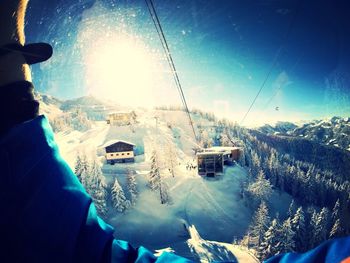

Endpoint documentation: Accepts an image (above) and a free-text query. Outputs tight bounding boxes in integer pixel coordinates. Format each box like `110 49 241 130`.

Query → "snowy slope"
38 95 293 261
187 226 258 263
36 92 64 119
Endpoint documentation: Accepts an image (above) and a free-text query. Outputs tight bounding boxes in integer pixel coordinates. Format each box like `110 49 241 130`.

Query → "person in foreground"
0 0 349 262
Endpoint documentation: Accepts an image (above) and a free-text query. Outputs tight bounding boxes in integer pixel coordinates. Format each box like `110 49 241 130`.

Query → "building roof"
197 146 243 156
101 139 136 148
208 146 242 151
108 111 134 115
197 151 224 157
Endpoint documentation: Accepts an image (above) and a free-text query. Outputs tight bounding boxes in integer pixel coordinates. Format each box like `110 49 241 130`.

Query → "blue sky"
26 0 350 126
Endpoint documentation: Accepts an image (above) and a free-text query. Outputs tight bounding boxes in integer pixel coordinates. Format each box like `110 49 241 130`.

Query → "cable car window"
24 0 350 261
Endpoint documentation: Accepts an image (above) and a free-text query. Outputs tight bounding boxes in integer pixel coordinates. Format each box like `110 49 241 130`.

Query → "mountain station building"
197 146 243 177
197 151 224 177
206 146 243 164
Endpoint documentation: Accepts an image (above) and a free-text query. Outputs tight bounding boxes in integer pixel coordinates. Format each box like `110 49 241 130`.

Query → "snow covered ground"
105 164 252 258
187 226 258 263
51 107 292 262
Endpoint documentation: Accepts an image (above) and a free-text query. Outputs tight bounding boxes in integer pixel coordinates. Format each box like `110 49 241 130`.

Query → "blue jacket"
265 236 350 263
0 115 191 263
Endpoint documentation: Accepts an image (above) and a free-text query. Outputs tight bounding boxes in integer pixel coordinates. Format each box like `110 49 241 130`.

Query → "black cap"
0 42 53 65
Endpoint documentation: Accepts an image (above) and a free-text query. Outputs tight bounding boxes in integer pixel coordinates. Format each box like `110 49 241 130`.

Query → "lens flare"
84 34 157 106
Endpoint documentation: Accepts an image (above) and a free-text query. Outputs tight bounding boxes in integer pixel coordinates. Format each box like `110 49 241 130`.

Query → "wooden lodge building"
197 146 243 177
103 140 135 164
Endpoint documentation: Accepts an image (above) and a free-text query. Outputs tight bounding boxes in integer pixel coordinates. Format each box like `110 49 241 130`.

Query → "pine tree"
111 178 129 212
258 219 282 260
220 132 232 146
148 150 161 190
200 130 213 148
288 199 297 218
166 141 177 178
247 169 272 205
148 150 172 205
250 151 261 177
291 206 307 251
279 217 295 253
159 178 171 205
329 218 343 239
81 153 90 186
309 209 318 249
247 201 270 248
267 149 279 186
87 158 107 215
74 152 89 185
126 169 138 205
74 153 82 181
331 199 340 223
310 207 329 248
303 166 318 204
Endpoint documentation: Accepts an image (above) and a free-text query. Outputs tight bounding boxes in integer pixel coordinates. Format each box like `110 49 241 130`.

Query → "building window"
122 153 125 156
116 153 119 156
111 154 114 156
127 153 130 155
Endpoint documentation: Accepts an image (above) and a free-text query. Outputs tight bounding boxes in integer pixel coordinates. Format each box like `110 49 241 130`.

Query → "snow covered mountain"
37 93 299 262
35 93 350 262
258 121 298 135
258 117 350 151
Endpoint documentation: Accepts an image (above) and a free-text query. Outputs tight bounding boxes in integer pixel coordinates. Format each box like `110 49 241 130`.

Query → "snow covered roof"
197 151 224 157
108 111 134 115
208 146 242 151
199 146 242 155
101 139 135 148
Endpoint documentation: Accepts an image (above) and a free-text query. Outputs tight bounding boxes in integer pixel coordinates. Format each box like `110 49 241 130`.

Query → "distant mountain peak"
258 116 350 151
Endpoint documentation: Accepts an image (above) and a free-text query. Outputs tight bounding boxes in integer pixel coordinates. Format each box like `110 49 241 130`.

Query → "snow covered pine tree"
126 169 138 206
112 178 130 212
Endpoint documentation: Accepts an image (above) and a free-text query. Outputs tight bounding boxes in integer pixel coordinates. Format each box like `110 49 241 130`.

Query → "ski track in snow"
198 178 237 223
187 225 258 263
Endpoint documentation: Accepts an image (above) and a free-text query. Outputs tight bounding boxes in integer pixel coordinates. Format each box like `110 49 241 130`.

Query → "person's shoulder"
0 115 49 143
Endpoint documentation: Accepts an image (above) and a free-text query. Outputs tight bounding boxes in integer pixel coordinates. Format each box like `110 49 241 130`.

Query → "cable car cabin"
103 140 135 164
197 152 224 177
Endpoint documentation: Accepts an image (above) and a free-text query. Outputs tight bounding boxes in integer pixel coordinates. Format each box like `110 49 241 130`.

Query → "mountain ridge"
258 116 350 152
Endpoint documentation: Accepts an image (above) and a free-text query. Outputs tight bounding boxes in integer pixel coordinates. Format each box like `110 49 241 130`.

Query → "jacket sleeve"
76 201 193 263
264 236 350 263
110 239 192 263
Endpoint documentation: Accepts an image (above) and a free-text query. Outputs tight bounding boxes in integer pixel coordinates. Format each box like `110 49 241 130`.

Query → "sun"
84 34 157 107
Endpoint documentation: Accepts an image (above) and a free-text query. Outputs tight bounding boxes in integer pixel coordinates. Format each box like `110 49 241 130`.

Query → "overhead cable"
144 0 198 143
240 1 302 125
